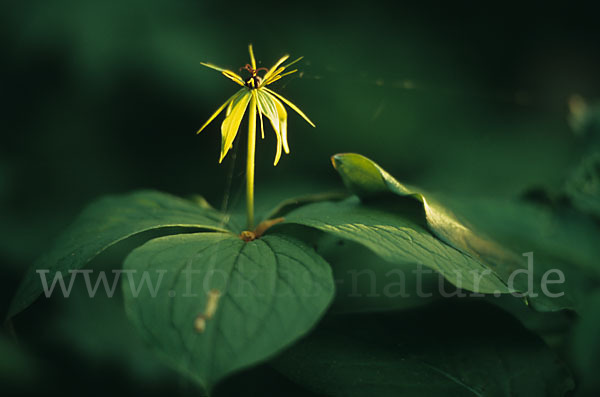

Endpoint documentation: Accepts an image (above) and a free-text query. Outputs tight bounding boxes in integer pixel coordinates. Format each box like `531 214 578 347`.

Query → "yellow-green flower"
197 44 315 166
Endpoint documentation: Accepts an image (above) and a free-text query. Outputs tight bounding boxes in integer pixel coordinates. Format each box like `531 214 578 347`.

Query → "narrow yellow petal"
226 88 250 117
268 93 290 154
272 121 283 166
248 44 256 69
256 90 279 131
261 57 302 87
264 88 315 127
220 91 251 162
200 62 244 86
281 116 288 153
226 95 235 117
261 55 290 84
277 69 298 79
201 62 244 81
264 69 298 86
282 56 303 69
256 91 282 165
200 62 228 72
197 89 244 134
264 75 281 86
222 70 245 86
267 66 285 80
258 101 265 139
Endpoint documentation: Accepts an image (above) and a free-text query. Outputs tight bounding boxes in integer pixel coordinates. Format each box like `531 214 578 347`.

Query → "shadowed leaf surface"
123 232 334 391
329 153 600 311
283 198 510 294
7 190 230 319
274 301 575 397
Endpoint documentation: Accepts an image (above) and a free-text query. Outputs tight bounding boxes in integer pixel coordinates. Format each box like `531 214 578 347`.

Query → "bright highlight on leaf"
197 44 315 166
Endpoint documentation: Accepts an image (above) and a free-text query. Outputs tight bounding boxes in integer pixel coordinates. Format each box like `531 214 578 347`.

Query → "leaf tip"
331 153 345 170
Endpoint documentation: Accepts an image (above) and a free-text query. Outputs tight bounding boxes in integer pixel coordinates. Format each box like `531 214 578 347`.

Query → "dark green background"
2 0 599 395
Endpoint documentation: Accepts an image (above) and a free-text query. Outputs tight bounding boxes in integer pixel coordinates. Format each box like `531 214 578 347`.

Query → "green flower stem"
246 92 257 230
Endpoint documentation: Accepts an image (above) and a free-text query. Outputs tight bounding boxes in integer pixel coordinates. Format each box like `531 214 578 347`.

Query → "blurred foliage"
2 0 600 395
572 291 600 394
274 301 575 397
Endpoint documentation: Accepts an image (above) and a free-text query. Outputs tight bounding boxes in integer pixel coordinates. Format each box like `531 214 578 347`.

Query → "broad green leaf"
7 190 230 319
442 196 600 279
330 153 521 267
279 224 440 313
443 197 600 311
283 198 510 294
331 153 600 311
274 301 575 397
50 281 170 381
320 235 441 313
122 232 334 391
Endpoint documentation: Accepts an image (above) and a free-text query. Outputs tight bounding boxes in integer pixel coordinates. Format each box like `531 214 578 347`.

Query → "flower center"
240 64 268 89
245 75 262 89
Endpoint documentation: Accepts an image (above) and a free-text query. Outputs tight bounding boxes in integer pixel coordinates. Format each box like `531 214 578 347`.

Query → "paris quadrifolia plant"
197 44 315 233
8 41 579 397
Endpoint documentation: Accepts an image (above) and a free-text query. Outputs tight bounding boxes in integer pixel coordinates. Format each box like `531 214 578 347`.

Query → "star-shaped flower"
198 44 315 165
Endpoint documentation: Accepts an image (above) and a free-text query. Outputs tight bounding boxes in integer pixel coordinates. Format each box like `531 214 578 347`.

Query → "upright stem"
246 91 257 230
